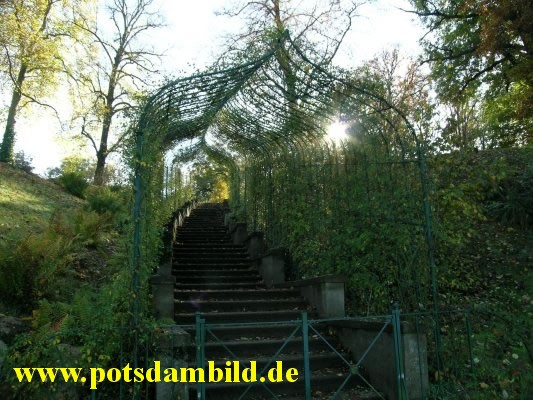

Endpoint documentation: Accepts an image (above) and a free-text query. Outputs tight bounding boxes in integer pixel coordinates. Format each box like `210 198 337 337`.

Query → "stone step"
173 257 252 264
176 235 230 240
175 239 233 244
175 275 263 284
174 282 264 290
181 322 299 340
204 352 347 372
178 226 227 230
174 289 301 301
174 249 248 256
173 250 250 260
175 309 311 324
175 243 243 249
175 298 307 313
177 233 228 237
174 269 258 276
173 263 252 270
191 336 331 358
189 371 365 399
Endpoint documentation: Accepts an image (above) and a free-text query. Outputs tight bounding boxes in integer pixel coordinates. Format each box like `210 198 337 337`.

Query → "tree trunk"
93 116 111 185
93 151 107 185
0 64 27 163
93 48 121 186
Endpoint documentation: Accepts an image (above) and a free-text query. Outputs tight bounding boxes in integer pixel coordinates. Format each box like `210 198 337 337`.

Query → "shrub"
58 172 89 198
13 151 34 173
486 165 533 227
85 186 124 215
0 233 70 312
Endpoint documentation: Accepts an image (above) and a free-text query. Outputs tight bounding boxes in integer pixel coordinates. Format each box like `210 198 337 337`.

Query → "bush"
85 186 124 215
13 151 34 173
486 165 533 227
0 208 117 311
0 233 70 312
58 172 89 198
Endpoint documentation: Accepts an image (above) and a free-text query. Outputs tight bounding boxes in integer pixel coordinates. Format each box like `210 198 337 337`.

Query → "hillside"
0 163 83 241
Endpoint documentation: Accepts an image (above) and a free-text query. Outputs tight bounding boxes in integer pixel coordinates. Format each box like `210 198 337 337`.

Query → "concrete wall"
335 320 429 400
274 275 346 318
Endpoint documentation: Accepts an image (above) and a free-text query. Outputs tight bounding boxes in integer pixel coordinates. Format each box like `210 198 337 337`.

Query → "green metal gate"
185 307 409 400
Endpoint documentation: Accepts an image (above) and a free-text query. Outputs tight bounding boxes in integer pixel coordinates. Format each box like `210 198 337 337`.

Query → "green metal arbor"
130 31 439 330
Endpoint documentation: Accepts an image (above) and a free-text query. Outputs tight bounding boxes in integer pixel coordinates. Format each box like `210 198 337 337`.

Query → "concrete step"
173 263 252 270
174 282 264 290
173 257 252 264
177 233 228 238
175 298 307 313
174 250 248 257
176 236 230 241
174 288 301 301
191 336 331 358
206 352 348 371
182 322 301 340
175 309 311 324
189 370 365 399
175 239 233 244
175 243 243 249
174 269 258 276
175 275 263 284
174 253 251 260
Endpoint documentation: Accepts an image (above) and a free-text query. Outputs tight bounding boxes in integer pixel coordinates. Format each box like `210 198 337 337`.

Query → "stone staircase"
172 203 370 399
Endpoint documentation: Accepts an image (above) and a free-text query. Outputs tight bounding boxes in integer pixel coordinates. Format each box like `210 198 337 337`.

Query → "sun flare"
326 121 348 144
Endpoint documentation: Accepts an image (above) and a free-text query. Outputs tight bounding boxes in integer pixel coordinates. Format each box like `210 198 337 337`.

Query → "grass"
0 163 83 241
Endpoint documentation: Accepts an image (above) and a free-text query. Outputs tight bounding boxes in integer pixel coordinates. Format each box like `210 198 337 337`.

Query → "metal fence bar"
392 305 409 400
465 310 474 374
301 312 312 400
195 313 206 399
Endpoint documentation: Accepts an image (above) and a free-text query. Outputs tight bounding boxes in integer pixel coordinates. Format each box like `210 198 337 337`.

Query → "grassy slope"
0 163 83 241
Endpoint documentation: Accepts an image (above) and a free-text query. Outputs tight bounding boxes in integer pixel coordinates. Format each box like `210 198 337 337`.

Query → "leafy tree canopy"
409 0 533 126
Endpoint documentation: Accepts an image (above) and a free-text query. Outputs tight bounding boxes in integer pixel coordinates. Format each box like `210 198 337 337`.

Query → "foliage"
47 155 91 197
0 162 152 398
409 0 532 147
190 155 230 202
231 139 431 314
47 155 95 181
85 186 124 216
211 179 229 202
48 155 129 186
12 151 34 173
0 0 91 162
485 150 533 227
0 208 116 312
58 171 89 198
0 232 69 312
229 140 532 397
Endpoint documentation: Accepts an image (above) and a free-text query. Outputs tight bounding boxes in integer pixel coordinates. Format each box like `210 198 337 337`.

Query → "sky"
2 0 425 175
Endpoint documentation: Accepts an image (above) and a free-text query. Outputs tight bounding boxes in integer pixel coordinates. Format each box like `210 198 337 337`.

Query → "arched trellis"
129 30 441 369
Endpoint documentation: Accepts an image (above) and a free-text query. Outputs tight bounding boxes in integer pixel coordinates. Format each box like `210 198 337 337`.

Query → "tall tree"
408 0 532 144
0 0 86 162
219 0 360 65
72 0 162 185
